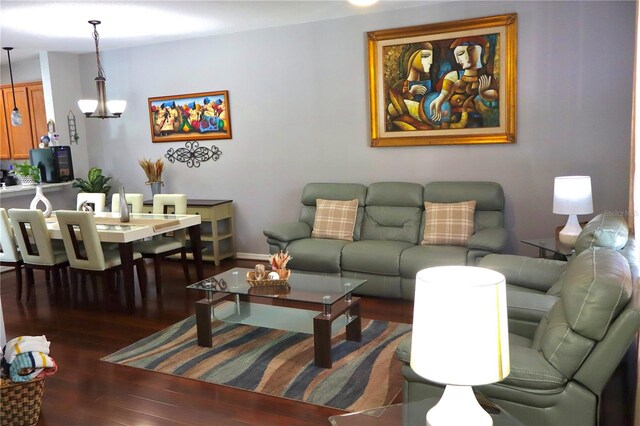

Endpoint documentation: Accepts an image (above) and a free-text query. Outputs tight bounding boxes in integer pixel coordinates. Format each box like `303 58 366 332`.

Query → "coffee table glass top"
187 267 366 305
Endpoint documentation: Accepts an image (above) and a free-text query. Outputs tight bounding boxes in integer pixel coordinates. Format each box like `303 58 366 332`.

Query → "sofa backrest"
574 213 629 255
299 183 367 240
531 248 633 380
360 182 424 243
422 181 505 236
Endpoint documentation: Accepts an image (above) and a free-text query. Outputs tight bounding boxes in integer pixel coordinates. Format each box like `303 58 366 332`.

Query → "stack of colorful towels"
1 335 57 383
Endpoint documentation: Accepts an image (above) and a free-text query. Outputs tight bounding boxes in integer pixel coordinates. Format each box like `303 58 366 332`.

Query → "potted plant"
72 167 111 196
11 162 41 185
138 158 164 196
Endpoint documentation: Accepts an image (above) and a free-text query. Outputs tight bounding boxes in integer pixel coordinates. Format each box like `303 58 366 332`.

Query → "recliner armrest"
508 290 559 324
263 221 311 243
479 254 567 293
467 227 508 253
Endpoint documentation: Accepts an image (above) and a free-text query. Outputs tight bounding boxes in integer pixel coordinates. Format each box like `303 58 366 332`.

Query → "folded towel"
2 336 50 365
9 352 57 382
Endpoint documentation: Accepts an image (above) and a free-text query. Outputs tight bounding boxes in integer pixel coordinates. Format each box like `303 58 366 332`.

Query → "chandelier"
2 47 22 126
77 20 126 119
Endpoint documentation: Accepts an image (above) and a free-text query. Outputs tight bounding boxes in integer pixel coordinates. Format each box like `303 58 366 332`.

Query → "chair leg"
102 271 110 308
70 269 79 304
45 270 51 287
25 267 35 301
154 256 163 295
181 248 191 284
15 263 23 301
135 259 147 299
52 268 62 303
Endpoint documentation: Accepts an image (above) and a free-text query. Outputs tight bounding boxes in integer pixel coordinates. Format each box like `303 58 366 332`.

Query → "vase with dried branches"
139 158 164 196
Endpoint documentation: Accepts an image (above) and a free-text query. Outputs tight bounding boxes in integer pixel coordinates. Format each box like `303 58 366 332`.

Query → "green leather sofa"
264 181 508 299
396 214 639 426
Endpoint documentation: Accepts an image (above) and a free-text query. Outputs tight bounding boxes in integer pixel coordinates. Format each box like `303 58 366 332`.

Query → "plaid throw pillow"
422 201 476 246
312 199 359 241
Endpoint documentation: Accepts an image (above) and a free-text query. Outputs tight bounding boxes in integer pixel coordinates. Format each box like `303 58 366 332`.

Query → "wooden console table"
144 199 235 266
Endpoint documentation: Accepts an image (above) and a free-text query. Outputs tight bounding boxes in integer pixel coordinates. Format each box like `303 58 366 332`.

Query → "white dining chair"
111 193 144 214
8 208 69 301
0 208 24 300
134 194 191 293
56 210 148 306
76 193 107 213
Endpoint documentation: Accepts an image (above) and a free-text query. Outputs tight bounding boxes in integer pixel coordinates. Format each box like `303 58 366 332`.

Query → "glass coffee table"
187 267 366 368
328 397 523 425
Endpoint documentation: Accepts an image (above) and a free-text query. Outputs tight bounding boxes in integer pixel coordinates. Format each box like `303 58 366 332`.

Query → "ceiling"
0 0 435 66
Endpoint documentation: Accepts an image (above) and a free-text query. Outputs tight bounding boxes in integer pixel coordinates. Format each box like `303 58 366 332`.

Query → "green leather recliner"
397 215 639 426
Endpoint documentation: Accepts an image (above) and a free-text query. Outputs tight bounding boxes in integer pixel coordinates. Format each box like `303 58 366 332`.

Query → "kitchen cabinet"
0 82 46 160
0 92 11 159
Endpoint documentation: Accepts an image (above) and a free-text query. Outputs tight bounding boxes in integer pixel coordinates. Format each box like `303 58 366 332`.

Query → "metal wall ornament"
67 111 79 144
165 141 221 168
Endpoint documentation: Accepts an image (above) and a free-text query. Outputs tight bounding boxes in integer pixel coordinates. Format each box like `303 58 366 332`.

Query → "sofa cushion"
311 199 358 241
361 182 424 244
423 181 504 211
285 238 350 273
399 245 468 279
574 213 629 255
361 206 423 243
341 240 413 275
422 201 476 246
300 183 367 240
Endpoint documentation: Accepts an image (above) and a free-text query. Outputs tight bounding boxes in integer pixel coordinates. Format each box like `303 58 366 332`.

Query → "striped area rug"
102 315 411 411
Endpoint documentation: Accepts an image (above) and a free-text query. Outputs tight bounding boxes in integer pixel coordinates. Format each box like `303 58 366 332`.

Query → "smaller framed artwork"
148 91 232 143
367 14 517 147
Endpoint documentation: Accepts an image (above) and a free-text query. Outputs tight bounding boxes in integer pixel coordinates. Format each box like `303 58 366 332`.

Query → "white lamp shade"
553 176 593 215
410 266 510 386
107 100 127 114
78 99 98 114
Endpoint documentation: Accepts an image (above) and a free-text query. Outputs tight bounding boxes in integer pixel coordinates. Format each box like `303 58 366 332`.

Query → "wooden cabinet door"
3 87 34 159
28 85 47 147
0 91 11 159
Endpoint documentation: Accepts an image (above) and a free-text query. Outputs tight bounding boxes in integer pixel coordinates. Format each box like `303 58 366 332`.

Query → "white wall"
0 57 41 85
67 0 633 257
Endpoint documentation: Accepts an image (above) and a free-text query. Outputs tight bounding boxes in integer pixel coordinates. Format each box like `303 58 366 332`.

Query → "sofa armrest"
467 227 508 253
508 290 559 324
478 254 567 293
264 221 311 244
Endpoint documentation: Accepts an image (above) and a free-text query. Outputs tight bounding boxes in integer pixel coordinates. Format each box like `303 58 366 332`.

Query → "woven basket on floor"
0 377 45 426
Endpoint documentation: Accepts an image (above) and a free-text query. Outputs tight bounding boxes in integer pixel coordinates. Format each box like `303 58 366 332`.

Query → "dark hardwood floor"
0 259 634 425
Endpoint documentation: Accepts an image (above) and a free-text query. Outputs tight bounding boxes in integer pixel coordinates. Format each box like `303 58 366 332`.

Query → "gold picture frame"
148 91 231 143
367 14 517 147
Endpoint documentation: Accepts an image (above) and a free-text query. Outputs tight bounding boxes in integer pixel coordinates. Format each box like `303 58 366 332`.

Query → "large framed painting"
367 14 517 147
148 91 232 143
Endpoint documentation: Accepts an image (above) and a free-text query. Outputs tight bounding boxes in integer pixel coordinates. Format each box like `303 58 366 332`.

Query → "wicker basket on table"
0 377 45 426
246 269 291 287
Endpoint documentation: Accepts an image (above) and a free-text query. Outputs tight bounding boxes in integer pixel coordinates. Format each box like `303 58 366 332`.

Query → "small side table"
521 237 573 261
328 397 523 425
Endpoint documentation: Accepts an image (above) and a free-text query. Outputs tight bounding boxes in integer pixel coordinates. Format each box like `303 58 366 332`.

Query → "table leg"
313 315 332 368
118 242 135 312
346 301 362 342
188 224 204 281
196 298 214 347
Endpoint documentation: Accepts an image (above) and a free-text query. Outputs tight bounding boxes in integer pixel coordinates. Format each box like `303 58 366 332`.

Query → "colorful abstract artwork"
367 14 517 147
148 91 231 143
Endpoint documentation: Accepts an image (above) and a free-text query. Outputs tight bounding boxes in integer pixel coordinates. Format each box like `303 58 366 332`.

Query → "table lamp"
411 266 509 426
553 176 593 246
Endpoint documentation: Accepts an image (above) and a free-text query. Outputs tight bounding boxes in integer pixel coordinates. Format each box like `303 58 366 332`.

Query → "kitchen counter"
0 182 74 198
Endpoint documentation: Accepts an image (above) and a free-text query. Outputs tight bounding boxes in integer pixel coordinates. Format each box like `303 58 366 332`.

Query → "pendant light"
2 47 22 126
77 20 126 119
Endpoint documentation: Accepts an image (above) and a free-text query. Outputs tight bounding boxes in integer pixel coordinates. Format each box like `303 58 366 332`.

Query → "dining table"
46 211 204 312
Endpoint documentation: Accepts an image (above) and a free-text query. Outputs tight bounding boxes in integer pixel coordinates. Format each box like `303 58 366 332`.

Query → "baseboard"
236 252 270 261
